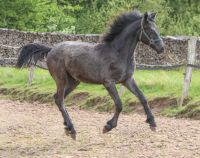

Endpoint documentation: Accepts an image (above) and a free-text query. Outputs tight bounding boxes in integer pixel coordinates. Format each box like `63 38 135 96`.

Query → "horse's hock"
0 28 200 66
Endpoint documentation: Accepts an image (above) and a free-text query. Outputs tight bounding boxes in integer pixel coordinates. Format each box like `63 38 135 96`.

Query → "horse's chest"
109 62 134 82
109 63 125 80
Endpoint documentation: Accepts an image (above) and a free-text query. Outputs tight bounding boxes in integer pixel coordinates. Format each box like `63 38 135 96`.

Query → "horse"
16 11 164 139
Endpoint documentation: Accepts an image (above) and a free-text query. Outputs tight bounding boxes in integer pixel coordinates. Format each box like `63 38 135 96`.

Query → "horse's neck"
112 20 141 62
119 37 139 61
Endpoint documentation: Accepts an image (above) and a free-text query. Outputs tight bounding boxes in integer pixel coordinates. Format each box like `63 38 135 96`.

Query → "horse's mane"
103 10 142 43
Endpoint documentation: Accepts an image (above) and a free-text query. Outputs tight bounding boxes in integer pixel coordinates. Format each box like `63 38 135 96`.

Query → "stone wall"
0 28 199 66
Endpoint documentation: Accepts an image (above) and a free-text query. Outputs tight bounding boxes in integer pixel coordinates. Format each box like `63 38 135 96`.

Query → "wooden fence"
0 37 199 106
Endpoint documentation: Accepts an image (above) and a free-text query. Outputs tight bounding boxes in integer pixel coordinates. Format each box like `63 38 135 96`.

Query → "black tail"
16 43 52 68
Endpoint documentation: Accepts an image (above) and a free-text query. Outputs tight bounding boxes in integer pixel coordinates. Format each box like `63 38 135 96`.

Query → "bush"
0 0 199 35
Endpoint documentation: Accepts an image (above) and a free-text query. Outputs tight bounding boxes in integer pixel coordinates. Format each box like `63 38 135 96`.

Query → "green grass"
0 67 200 118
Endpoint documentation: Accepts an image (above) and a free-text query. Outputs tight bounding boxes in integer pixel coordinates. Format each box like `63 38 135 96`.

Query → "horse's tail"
16 43 52 68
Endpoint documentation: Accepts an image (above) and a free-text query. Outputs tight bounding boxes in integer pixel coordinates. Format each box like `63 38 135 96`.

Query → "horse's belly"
68 68 103 84
66 55 103 84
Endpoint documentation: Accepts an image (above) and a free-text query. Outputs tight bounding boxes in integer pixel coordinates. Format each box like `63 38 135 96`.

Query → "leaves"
0 0 77 33
0 0 199 35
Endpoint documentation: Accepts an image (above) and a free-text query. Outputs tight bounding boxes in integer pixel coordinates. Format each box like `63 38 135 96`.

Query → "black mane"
103 10 142 43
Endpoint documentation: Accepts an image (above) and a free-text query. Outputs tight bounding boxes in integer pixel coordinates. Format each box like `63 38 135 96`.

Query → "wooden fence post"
28 66 35 86
119 85 125 97
179 37 197 106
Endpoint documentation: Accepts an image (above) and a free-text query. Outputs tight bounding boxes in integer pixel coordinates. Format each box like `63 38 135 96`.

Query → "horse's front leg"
123 77 156 131
103 82 122 133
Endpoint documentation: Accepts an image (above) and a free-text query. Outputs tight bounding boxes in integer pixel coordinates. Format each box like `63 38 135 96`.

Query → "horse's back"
46 41 104 83
48 41 96 57
55 41 96 50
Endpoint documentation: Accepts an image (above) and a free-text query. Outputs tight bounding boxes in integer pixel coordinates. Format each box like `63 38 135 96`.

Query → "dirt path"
0 99 200 158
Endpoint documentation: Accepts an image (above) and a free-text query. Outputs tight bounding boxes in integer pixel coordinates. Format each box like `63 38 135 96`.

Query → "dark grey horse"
16 11 164 139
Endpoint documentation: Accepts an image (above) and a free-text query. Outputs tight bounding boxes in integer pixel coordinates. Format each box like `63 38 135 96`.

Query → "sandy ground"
0 98 200 158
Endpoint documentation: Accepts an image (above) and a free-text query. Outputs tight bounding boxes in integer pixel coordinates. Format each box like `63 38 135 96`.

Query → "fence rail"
2 57 200 70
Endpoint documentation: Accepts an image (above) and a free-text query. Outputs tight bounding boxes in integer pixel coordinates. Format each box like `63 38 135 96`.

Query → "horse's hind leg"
48 62 79 139
54 77 78 139
64 78 80 98
103 82 122 133
54 77 79 99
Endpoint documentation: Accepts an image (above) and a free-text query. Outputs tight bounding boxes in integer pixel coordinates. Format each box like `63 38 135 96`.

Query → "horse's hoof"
146 118 157 132
65 130 76 140
64 127 76 140
65 129 70 136
150 126 156 132
102 124 112 133
146 117 157 128
103 126 108 133
70 133 76 140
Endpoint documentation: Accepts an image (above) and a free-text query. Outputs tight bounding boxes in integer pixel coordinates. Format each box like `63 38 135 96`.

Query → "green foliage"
0 0 78 33
0 0 199 35
164 0 200 35
162 103 200 119
74 0 170 34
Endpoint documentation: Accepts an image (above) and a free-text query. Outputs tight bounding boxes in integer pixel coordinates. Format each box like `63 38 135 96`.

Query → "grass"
0 67 200 118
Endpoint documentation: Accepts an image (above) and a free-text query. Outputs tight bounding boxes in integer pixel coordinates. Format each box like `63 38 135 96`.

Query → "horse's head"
139 12 164 54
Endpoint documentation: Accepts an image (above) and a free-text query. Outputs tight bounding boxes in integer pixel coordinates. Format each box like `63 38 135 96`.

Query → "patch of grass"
161 106 185 117
162 103 200 119
0 67 200 119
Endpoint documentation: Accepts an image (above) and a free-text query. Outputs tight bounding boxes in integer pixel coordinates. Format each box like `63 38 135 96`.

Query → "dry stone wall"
0 28 199 66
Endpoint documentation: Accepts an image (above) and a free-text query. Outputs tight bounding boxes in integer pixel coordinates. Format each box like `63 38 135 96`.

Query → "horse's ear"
150 12 157 20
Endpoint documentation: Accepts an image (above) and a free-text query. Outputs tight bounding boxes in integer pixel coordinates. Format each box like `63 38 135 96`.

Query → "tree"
0 0 199 35
0 0 77 33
